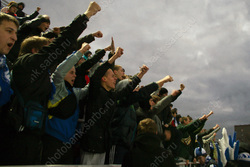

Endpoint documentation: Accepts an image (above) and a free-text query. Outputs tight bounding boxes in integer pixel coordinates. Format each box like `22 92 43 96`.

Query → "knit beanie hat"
159 87 168 96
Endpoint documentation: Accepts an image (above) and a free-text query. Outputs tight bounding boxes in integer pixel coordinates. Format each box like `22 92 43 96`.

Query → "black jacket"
7 15 50 67
111 81 159 148
10 14 90 133
80 61 141 153
122 132 176 167
74 49 105 88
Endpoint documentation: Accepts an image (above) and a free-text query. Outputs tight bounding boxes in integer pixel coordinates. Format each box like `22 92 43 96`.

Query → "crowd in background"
0 1 250 167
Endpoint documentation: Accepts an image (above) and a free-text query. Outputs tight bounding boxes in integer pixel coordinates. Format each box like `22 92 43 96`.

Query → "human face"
184 118 191 125
38 22 50 32
172 113 177 118
197 156 206 164
163 93 168 97
102 69 117 91
9 6 18 14
164 130 171 141
18 5 24 10
149 98 156 107
0 21 17 55
64 67 76 86
114 67 125 80
77 58 85 65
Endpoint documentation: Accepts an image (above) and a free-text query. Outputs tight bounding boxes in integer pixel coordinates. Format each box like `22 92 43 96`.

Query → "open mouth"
7 43 13 48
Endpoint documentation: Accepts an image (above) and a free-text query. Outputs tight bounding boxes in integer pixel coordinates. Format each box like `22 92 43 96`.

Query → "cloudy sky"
13 0 250 138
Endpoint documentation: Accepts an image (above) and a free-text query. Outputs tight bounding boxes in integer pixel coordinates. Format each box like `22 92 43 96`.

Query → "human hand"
156 75 173 88
92 31 103 38
199 114 207 120
180 83 185 91
213 124 220 129
84 1 101 19
104 45 111 52
53 27 61 35
111 37 115 54
139 65 149 74
36 7 41 12
206 110 213 118
79 43 91 54
114 47 124 58
193 158 197 164
163 75 174 83
137 65 149 79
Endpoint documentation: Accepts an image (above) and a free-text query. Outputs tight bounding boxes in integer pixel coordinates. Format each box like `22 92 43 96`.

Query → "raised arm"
76 31 103 50
136 65 149 80
17 7 40 25
89 47 122 98
150 90 179 115
52 43 90 84
156 75 174 88
25 2 101 73
76 45 110 74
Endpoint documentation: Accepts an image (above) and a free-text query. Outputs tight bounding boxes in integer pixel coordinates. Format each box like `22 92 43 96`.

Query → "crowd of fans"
0 1 250 167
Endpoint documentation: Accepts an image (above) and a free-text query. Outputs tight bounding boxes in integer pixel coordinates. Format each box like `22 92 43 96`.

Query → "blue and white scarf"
0 55 13 106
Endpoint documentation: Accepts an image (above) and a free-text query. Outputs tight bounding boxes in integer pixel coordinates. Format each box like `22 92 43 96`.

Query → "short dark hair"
176 114 182 122
19 36 50 56
171 108 178 115
181 117 188 124
187 115 193 121
158 87 168 97
0 13 19 28
18 2 25 8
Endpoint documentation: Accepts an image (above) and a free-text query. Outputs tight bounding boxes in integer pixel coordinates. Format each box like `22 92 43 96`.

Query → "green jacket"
177 119 206 160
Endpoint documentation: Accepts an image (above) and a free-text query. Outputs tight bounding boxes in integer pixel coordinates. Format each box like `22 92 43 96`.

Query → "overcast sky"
13 0 250 138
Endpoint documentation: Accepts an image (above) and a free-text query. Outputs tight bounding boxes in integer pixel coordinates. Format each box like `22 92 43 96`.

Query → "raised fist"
79 42 91 54
140 64 149 74
92 31 103 38
180 83 185 91
84 1 101 19
115 47 124 57
163 75 173 83
36 7 41 12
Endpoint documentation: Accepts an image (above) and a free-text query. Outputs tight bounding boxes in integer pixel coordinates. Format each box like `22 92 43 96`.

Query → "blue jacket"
45 51 89 142
45 90 80 143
